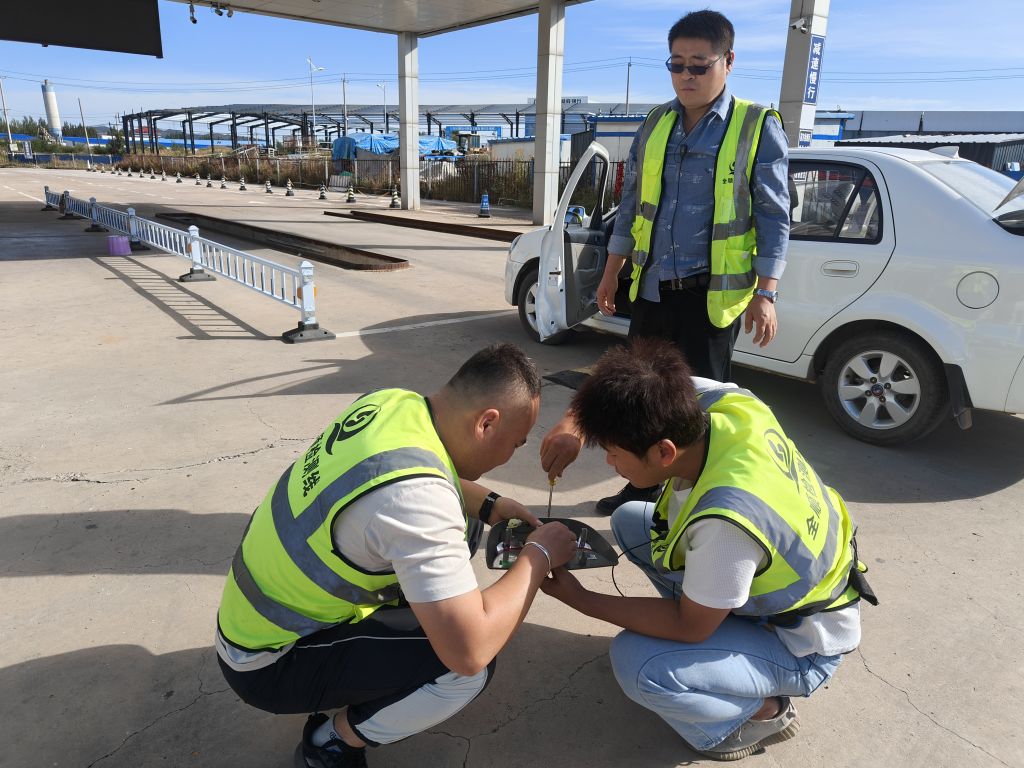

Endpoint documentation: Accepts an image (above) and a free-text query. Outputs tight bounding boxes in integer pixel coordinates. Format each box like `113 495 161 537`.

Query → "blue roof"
332 133 456 158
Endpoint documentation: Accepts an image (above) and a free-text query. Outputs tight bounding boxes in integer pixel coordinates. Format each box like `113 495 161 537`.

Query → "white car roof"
790 145 971 166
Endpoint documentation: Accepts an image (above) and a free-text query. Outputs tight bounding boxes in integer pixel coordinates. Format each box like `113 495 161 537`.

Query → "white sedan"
504 143 1024 446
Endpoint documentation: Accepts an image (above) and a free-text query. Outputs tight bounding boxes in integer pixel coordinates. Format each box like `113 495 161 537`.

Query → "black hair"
668 9 735 54
446 342 541 404
569 338 707 457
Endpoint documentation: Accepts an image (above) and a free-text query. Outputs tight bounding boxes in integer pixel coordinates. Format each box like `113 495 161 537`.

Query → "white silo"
41 80 63 142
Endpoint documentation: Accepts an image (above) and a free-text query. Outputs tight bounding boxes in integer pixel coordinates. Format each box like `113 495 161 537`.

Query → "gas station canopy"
166 0 590 36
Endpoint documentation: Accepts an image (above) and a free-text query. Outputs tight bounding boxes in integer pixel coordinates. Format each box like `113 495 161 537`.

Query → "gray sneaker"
695 697 800 761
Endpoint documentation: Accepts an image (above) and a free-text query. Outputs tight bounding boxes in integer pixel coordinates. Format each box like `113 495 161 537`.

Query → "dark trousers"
628 286 741 381
219 610 495 745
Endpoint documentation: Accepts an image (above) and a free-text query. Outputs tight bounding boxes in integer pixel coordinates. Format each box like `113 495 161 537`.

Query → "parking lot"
2 166 1023 768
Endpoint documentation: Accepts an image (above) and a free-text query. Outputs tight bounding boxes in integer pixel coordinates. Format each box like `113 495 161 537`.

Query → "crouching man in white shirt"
538 338 876 761
216 343 578 768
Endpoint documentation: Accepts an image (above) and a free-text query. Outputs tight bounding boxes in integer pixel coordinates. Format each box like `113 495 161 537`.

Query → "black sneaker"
294 713 368 768
595 482 662 515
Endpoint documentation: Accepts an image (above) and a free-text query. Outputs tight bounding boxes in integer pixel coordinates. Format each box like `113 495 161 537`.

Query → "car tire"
820 331 949 446
516 266 571 345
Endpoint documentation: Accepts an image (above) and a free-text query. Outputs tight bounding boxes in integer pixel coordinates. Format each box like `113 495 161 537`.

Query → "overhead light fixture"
189 0 197 23
213 3 224 15
226 6 233 16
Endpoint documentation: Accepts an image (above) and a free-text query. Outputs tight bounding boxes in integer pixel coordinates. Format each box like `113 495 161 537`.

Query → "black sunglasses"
664 53 729 75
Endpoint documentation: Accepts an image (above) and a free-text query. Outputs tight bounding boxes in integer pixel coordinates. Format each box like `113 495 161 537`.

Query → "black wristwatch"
478 492 501 525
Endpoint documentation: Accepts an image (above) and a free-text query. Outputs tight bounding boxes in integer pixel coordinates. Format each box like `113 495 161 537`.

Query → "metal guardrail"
41 185 334 343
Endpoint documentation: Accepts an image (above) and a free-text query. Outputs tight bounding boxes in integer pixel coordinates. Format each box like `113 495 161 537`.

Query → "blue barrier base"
178 268 216 282
282 322 336 344
129 241 151 252
85 224 109 232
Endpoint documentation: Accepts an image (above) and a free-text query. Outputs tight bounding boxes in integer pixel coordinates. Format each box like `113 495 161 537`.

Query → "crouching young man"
541 339 876 761
215 343 578 767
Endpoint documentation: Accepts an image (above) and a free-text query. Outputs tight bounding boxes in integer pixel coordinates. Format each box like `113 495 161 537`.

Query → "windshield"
918 160 1023 216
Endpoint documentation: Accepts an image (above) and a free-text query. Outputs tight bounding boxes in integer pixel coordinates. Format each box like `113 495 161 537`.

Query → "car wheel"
820 331 949 446
516 266 570 345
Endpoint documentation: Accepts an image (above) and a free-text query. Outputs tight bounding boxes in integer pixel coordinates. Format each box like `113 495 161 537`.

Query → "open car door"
535 142 612 342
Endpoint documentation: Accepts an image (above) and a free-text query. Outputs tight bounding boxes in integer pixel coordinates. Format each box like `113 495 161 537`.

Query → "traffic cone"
265 180 273 194
175 172 182 183
150 168 156 179
285 179 295 197
318 184 327 200
477 192 491 218
195 173 202 185
206 174 213 188
220 176 227 189
389 185 400 208
117 167 123 176
346 184 357 203
239 177 247 191
126 167 133 177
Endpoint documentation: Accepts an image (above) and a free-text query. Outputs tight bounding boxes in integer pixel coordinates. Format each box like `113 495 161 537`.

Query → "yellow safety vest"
628 97 780 327
650 387 865 623
218 389 464 651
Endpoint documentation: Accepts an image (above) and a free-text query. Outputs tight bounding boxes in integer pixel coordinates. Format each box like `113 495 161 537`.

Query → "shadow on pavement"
1 625 689 768
160 311 538 405
92 255 273 340
0 509 244 577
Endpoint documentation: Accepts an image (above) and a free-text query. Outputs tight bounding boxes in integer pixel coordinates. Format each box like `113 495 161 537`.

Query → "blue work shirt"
607 87 790 303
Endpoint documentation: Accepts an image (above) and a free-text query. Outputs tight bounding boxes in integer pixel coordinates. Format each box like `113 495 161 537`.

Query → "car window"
560 155 610 227
788 162 881 242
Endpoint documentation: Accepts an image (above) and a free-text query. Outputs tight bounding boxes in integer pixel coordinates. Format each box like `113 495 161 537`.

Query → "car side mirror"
564 205 586 227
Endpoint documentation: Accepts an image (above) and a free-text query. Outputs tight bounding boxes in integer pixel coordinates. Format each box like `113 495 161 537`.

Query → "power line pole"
341 74 348 137
0 77 13 151
78 97 93 168
624 57 632 116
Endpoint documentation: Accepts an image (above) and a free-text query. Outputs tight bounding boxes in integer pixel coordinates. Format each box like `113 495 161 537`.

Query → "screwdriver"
545 477 556 519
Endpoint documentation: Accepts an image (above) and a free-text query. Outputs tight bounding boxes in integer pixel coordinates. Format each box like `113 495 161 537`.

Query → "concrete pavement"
2 166 1022 768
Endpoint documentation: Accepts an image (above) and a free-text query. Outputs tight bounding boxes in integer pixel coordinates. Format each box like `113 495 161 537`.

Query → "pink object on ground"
107 235 131 256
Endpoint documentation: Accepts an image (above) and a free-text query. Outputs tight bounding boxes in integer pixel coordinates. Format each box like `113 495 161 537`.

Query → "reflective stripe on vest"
627 98 780 327
650 388 859 620
219 389 462 650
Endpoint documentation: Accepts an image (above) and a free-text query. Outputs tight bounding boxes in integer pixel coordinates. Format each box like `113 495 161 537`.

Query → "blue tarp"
332 133 456 159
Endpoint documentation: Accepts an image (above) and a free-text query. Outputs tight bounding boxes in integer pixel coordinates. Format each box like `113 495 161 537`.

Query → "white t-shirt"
666 479 861 658
217 476 477 671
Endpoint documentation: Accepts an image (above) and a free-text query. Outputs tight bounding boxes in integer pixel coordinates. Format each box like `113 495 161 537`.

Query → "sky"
1 0 1023 130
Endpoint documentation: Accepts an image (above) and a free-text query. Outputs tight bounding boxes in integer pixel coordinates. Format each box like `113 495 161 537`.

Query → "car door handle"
821 260 859 277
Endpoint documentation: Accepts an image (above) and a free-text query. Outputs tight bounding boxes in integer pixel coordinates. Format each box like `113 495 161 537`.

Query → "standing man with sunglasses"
542 9 791 514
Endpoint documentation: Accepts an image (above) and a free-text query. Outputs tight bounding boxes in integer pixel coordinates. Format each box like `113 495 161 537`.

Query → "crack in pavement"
425 729 472 768
84 686 231 768
856 648 1011 767
13 438 318 486
477 652 607 738
245 401 277 433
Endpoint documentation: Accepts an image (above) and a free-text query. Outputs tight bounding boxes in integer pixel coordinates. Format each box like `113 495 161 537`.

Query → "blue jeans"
608 502 841 750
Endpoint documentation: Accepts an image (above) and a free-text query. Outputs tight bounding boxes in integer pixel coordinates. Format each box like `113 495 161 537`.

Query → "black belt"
659 273 710 291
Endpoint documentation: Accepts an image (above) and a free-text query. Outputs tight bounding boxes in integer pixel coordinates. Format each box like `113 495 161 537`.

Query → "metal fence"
113 153 627 209
41 186 333 343
8 153 122 168
118 153 336 190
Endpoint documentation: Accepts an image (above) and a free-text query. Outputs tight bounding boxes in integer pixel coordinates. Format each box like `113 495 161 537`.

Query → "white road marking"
13 190 44 202
333 311 511 338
